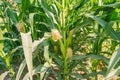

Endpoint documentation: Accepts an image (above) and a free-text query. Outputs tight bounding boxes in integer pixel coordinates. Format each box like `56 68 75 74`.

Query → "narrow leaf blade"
20 32 33 80
106 48 120 75
0 71 9 80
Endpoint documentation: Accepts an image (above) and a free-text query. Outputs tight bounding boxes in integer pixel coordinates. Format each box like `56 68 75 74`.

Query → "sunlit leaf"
16 38 45 80
20 32 33 80
23 64 43 80
105 66 120 80
16 60 26 80
106 48 120 75
30 0 34 4
44 42 49 62
40 62 50 80
0 71 9 80
102 2 120 7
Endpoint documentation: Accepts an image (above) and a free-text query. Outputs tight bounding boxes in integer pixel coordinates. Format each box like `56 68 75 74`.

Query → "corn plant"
0 0 120 80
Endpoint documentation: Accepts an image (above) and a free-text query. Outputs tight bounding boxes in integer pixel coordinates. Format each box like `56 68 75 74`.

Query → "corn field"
0 0 120 80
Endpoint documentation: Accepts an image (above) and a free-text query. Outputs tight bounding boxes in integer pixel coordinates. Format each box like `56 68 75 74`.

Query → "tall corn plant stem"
61 0 68 80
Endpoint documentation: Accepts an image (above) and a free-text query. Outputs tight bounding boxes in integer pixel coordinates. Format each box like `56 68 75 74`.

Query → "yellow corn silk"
7 0 12 3
66 48 73 58
51 29 62 42
16 22 25 32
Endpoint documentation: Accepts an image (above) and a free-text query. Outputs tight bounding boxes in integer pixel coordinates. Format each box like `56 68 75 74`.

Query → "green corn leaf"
86 14 120 41
70 73 84 79
71 54 109 64
54 0 62 10
21 0 29 13
51 4 59 16
105 66 120 80
16 59 26 80
75 18 93 32
40 62 50 80
29 13 34 28
5 7 18 24
106 21 120 40
102 2 120 7
29 13 35 39
0 71 9 80
20 32 33 80
23 64 43 80
71 55 87 60
44 43 49 62
52 53 63 68
106 48 120 75
54 72 62 80
5 46 22 59
41 0 57 28
86 14 107 28
87 54 109 64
